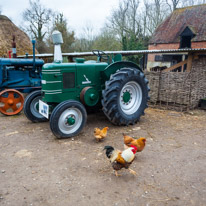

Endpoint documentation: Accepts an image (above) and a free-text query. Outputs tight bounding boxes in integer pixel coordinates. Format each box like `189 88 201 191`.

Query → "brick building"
147 4 206 71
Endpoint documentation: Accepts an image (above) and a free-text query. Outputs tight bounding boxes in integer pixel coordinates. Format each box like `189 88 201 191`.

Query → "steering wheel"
92 50 109 62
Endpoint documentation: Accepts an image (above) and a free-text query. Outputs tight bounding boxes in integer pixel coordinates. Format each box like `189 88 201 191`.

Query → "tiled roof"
149 4 206 44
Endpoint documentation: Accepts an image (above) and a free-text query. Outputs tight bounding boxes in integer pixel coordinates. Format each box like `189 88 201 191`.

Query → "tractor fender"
102 61 143 81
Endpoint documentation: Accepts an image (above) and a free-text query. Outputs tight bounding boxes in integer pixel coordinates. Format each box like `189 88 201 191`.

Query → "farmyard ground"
0 107 206 206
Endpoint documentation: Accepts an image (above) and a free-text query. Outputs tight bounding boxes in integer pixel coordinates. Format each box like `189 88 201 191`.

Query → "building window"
179 27 195 49
180 36 192 48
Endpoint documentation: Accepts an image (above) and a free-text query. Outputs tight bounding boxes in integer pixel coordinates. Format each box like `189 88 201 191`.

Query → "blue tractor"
0 41 44 115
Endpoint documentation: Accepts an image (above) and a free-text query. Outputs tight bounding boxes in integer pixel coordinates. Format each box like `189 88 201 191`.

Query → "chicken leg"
129 168 137 176
115 171 121 177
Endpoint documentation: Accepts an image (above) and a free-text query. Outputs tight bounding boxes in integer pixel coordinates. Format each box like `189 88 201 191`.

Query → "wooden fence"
145 56 206 111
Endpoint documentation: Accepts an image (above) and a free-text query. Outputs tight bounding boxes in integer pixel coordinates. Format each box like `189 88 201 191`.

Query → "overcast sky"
0 0 120 37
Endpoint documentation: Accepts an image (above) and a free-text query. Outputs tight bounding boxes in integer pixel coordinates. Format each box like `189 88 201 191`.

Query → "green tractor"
24 31 150 138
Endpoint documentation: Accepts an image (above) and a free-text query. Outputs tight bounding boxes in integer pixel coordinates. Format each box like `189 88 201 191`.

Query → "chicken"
104 145 138 176
94 127 109 142
123 133 146 152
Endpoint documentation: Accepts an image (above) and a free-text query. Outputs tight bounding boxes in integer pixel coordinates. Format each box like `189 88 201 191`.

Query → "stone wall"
145 56 206 111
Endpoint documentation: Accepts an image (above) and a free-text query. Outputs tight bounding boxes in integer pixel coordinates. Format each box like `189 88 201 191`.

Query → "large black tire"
23 90 48 123
50 100 87 139
101 67 150 125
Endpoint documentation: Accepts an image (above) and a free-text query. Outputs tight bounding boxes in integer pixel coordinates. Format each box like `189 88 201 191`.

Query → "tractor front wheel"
50 100 87 139
23 90 48 122
101 67 150 125
0 89 24 116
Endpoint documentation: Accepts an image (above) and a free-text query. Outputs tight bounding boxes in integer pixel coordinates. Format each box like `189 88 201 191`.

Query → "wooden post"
181 55 186 72
186 53 193 72
142 54 145 70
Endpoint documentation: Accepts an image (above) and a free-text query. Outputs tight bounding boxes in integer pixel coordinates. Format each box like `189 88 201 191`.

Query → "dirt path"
0 107 206 206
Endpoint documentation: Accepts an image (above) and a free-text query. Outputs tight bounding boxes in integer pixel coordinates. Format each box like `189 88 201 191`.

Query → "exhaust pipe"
52 31 63 63
32 40 36 70
12 35 17 58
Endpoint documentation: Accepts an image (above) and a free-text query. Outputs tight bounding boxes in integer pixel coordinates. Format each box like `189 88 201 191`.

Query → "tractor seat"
113 54 122 62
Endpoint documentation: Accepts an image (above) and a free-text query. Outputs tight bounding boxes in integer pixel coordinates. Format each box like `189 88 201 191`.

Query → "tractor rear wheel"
23 90 48 122
101 67 150 125
50 100 87 139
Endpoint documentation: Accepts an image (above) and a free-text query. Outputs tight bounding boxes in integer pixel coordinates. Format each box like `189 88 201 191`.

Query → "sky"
0 0 120 37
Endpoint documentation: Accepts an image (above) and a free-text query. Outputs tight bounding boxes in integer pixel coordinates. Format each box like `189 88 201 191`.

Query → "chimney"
52 30 63 63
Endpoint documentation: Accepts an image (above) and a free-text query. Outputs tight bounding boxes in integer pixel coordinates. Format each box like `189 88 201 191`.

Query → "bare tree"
182 0 206 6
22 0 53 52
127 0 140 35
106 0 143 50
143 0 168 35
165 0 181 11
81 22 95 51
108 0 130 41
107 0 169 44
0 5 2 14
73 23 95 52
165 0 206 11
82 22 95 42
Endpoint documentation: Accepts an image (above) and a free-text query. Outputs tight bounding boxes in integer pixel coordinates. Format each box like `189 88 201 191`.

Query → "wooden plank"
162 59 188 72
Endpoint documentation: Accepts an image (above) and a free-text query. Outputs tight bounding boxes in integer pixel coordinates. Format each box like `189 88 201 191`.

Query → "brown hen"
94 127 109 142
123 133 146 152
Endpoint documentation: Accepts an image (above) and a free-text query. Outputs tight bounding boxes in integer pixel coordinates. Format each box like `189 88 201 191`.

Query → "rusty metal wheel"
0 89 24 116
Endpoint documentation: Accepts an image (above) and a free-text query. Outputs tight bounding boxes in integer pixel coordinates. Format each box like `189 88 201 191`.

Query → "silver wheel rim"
119 81 142 115
30 96 44 118
58 108 82 134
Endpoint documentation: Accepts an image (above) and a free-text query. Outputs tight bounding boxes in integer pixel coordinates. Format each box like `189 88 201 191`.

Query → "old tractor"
0 40 44 115
24 31 150 138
